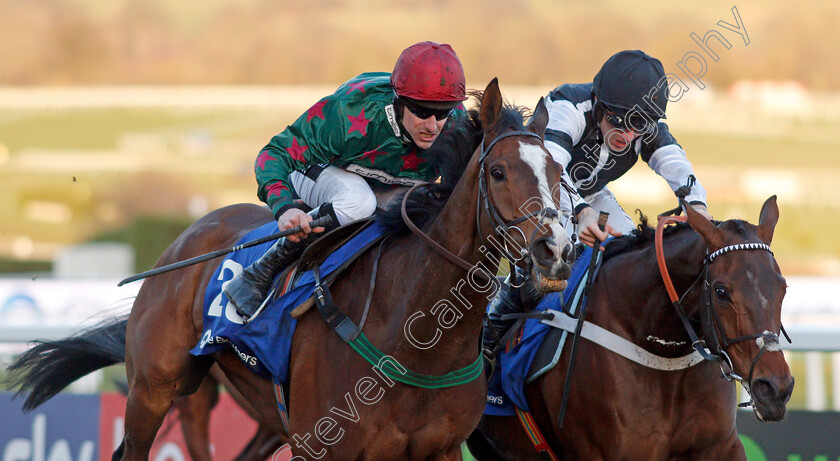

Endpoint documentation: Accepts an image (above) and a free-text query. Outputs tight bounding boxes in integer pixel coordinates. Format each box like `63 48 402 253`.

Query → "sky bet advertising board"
0 392 263 461
2 392 838 461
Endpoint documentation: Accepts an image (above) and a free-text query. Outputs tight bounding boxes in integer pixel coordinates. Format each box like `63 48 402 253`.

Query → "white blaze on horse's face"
745 271 769 310
517 141 571 254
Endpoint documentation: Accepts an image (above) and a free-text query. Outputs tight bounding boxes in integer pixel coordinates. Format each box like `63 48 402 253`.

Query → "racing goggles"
399 97 457 121
602 104 657 133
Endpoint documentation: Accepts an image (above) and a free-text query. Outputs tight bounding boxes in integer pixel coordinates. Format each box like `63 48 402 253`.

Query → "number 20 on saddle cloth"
190 220 386 386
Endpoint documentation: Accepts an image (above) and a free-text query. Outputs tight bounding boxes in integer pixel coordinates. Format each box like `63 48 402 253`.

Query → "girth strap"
515 407 560 461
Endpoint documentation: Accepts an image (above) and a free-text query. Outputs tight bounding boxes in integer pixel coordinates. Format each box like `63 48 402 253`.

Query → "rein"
400 182 480 276
367 129 553 388
400 130 554 281
654 214 780 403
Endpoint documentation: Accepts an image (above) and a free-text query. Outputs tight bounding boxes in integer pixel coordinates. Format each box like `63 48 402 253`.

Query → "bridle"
655 215 787 405
401 129 562 278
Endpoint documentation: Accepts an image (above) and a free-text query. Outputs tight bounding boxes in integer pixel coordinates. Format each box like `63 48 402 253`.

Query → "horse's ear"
684 199 725 249
757 195 779 244
528 96 549 139
480 78 502 135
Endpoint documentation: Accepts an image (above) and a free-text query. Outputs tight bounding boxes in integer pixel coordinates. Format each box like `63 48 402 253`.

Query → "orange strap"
655 215 688 303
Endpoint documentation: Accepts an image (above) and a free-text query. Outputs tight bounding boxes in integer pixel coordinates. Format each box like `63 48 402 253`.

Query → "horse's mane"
601 212 694 262
601 211 738 263
376 90 532 235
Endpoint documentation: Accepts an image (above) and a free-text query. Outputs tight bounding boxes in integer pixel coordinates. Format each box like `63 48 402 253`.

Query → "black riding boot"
483 281 524 359
224 204 340 320
482 267 546 358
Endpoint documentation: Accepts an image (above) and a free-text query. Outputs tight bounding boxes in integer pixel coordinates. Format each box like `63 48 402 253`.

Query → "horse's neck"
599 232 707 358
377 156 498 369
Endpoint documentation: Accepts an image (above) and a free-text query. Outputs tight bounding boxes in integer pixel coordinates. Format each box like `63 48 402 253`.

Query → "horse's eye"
714 285 730 302
490 167 505 181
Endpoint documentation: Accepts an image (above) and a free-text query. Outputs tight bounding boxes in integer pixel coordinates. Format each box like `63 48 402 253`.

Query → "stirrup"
482 349 497 380
242 285 279 324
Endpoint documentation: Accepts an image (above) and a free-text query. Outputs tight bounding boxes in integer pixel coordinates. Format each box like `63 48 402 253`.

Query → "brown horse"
173 365 283 461
467 197 794 460
6 78 576 460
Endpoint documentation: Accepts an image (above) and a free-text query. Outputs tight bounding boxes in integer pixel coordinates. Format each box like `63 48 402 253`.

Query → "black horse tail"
4 315 128 412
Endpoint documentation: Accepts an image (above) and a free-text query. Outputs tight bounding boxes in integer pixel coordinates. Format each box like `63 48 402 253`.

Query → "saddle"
266 218 376 319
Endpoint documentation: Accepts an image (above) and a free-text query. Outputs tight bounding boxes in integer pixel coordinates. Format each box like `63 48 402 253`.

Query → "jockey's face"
401 105 448 150
599 114 638 152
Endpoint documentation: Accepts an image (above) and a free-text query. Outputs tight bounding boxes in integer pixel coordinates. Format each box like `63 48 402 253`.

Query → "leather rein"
655 214 786 405
400 130 558 278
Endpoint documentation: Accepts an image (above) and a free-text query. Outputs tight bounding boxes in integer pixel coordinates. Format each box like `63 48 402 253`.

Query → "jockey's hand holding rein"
576 206 623 250
278 208 326 243
576 203 711 250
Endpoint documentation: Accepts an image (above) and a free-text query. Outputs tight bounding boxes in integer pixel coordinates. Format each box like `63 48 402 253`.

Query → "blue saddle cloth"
190 221 385 386
484 244 597 416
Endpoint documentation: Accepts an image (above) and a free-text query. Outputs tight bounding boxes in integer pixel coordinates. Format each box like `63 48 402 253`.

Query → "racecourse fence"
1 276 839 411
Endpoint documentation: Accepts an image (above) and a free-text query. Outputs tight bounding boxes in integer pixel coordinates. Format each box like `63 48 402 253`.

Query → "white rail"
2 323 838 410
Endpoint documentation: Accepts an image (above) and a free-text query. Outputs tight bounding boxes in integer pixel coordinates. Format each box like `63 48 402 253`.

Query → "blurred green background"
1 0 838 276
0 1 838 458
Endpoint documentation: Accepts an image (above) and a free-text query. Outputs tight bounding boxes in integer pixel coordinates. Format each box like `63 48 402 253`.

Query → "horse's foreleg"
440 446 464 461
694 434 746 461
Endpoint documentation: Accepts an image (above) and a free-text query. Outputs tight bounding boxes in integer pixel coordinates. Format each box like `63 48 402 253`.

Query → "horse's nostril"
530 237 553 265
561 243 574 262
751 378 779 402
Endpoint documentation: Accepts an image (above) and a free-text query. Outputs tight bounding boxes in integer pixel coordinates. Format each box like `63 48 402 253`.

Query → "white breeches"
289 166 379 225
583 187 637 235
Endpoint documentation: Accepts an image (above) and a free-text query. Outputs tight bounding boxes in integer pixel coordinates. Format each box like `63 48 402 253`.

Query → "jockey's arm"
644 126 711 220
547 145 622 249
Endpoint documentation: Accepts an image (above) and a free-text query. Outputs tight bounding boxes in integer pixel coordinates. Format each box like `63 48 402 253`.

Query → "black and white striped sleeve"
544 97 586 169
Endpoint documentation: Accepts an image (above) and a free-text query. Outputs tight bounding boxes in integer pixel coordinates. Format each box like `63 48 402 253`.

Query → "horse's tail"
4 315 128 412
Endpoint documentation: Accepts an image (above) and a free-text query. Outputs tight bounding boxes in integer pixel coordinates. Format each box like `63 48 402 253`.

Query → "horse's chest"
312 383 484 460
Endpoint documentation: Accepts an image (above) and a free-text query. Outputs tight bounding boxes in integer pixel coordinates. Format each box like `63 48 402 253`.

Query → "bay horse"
172 365 282 461
6 78 576 460
467 197 794 460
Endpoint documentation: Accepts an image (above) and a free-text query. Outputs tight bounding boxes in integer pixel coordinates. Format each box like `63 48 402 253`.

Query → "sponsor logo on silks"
487 394 504 405
385 104 401 137
344 164 426 187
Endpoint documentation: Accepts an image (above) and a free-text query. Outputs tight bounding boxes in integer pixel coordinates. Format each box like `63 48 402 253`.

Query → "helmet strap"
591 98 605 145
390 94 414 145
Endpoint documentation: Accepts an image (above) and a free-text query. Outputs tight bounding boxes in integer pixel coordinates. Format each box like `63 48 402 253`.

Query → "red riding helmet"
391 41 467 102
